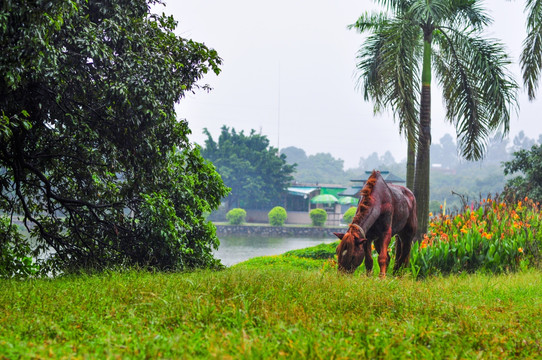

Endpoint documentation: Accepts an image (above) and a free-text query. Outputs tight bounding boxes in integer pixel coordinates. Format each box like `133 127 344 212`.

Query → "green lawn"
1 264 541 359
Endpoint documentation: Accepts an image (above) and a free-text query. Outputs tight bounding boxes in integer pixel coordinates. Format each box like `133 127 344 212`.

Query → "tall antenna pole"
277 62 280 152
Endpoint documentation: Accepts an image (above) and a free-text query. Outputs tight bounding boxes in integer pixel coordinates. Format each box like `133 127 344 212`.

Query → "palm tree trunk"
406 136 415 190
414 35 432 238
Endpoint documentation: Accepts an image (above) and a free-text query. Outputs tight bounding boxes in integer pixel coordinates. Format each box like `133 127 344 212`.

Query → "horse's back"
388 184 416 210
388 184 417 235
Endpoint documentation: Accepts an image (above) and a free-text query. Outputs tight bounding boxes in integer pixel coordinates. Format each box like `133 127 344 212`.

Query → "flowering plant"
410 197 541 278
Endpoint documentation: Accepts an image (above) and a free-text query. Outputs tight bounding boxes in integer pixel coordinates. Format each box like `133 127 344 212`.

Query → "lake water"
213 235 338 266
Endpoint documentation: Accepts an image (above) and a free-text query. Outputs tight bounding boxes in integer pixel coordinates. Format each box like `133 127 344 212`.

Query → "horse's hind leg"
393 230 413 274
393 235 403 272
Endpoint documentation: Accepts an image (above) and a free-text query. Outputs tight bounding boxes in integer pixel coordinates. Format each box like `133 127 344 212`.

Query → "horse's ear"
333 232 345 240
355 238 368 246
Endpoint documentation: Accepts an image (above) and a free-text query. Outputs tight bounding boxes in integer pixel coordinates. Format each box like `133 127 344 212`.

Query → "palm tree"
350 0 518 236
521 0 542 100
349 6 420 190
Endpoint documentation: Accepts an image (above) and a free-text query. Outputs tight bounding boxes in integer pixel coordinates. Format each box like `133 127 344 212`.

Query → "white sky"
157 0 541 169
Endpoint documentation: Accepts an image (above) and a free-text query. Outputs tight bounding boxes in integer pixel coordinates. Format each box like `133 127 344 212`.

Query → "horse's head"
334 225 367 274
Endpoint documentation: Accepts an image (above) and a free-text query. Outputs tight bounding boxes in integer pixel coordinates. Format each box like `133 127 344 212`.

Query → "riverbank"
214 223 347 237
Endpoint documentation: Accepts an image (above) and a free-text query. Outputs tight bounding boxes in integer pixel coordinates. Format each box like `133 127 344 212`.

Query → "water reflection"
214 235 337 266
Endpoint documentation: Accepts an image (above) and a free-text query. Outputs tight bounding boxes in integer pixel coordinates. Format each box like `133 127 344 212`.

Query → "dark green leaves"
503 144 542 202
201 126 295 210
1 0 228 275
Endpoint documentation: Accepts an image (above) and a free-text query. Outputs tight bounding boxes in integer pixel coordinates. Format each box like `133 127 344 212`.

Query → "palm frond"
448 0 492 30
353 16 422 142
434 27 518 160
409 0 451 24
521 0 542 100
348 12 391 33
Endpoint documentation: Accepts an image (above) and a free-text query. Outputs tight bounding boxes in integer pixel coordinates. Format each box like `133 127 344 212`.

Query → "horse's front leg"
377 228 392 278
363 241 373 276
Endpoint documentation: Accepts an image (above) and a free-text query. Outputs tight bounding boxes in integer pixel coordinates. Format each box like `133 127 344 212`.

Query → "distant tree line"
196 126 542 218
281 131 542 214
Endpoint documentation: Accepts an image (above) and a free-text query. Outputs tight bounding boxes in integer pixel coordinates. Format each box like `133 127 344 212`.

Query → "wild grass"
2 198 541 358
1 268 541 359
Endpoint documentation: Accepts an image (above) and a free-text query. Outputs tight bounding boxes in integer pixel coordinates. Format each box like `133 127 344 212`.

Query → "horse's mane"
352 171 379 223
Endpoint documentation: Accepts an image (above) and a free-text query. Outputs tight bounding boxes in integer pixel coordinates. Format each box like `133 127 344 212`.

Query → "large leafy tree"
201 126 295 210
0 0 229 275
503 144 542 202
350 0 518 236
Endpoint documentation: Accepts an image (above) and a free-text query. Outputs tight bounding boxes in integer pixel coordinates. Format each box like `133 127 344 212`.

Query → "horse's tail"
398 237 412 268
394 229 414 273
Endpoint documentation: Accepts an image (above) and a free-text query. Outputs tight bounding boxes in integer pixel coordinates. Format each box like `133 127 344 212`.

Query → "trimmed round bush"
268 206 287 226
310 208 327 227
342 207 356 224
226 208 246 225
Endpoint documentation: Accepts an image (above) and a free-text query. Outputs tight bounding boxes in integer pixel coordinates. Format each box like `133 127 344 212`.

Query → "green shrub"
1 217 39 278
342 207 356 224
226 208 247 225
268 206 287 226
310 208 327 226
410 197 542 278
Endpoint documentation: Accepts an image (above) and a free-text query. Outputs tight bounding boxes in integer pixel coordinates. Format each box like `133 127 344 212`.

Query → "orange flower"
518 247 524 253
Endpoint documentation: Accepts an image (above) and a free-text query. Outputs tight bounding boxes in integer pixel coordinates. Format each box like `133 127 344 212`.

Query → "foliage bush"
0 1 229 275
226 208 247 225
410 197 542 278
503 144 542 203
342 207 357 224
0 217 39 278
310 208 327 227
268 206 287 226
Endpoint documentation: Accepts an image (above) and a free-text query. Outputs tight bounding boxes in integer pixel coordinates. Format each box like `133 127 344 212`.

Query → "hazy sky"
158 0 541 169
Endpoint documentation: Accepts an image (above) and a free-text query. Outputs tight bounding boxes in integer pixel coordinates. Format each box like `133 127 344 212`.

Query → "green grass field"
1 263 541 359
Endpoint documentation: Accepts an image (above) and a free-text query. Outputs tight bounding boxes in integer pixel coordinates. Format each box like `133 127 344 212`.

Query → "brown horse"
334 170 417 277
